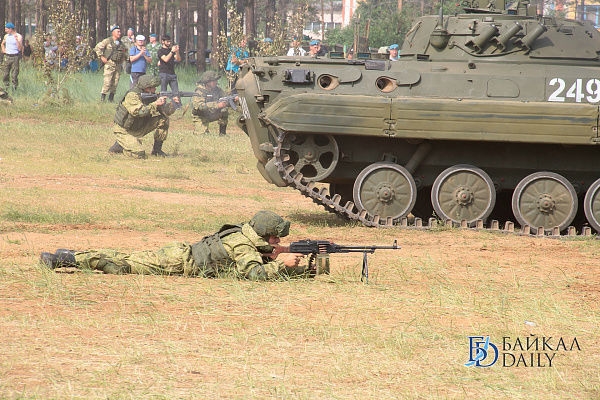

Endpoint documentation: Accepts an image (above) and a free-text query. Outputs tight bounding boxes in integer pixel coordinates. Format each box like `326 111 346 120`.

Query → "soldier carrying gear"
110 74 177 158
191 70 238 136
40 210 309 280
94 25 128 102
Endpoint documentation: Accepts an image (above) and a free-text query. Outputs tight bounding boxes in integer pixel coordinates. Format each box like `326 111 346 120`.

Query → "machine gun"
279 239 399 283
140 91 200 109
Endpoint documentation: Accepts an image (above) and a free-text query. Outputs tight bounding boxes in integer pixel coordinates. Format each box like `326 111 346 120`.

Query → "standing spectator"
1 22 24 91
129 34 151 88
157 35 181 96
124 28 136 50
94 25 127 102
225 36 249 91
307 39 321 57
22 39 32 62
389 44 400 61
146 33 161 76
43 36 58 66
286 36 306 56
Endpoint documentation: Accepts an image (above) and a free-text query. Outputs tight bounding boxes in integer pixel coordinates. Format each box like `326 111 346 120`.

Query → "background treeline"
0 0 557 73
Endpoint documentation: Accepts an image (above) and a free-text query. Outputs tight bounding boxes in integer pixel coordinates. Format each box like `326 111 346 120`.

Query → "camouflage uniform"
94 36 127 99
146 41 161 76
41 211 307 281
112 75 176 158
192 71 228 135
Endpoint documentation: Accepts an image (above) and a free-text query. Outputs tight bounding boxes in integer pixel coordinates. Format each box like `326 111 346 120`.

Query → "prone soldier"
40 210 309 280
191 71 237 136
109 75 177 158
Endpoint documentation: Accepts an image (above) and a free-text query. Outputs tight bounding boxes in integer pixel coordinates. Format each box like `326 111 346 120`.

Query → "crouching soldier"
109 75 177 158
191 71 236 136
39 210 310 280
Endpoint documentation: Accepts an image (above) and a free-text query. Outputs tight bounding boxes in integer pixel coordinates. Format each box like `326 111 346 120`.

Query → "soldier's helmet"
137 75 161 90
249 210 290 238
198 70 220 84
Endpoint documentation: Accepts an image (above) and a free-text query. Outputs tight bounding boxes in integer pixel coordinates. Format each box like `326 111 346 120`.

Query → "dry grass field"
1 101 599 399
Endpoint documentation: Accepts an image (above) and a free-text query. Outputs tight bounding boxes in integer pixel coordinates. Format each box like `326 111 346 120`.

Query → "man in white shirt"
1 22 23 91
286 37 306 56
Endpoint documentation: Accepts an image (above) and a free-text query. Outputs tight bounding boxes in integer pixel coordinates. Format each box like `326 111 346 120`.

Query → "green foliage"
31 0 93 105
326 0 463 50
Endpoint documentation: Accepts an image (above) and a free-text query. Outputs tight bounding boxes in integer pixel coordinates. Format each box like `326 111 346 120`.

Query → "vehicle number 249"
547 78 600 103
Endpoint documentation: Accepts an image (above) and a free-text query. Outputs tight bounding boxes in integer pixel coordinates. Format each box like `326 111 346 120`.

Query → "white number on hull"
548 78 600 103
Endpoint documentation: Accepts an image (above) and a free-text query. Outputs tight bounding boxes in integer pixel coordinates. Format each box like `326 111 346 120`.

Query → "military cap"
249 210 290 238
309 39 320 46
5 22 15 29
111 25 120 32
198 70 220 83
137 75 161 90
389 44 399 50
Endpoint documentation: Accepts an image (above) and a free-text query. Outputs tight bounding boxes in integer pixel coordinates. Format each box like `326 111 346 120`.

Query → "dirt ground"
1 130 599 398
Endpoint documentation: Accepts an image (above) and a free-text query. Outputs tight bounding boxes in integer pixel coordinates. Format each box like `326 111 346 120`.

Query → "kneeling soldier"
191 71 235 136
109 75 177 158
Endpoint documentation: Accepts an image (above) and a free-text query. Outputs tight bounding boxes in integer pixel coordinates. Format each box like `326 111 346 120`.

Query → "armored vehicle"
236 0 600 235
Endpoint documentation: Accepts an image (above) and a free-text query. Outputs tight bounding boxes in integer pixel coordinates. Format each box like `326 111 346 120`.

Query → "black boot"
108 141 124 154
40 249 77 269
219 125 227 136
108 93 115 102
100 93 106 102
151 140 168 157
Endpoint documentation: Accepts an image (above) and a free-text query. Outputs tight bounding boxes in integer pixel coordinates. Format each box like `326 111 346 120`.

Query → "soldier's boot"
108 141 124 154
108 93 115 102
40 249 77 269
219 125 227 136
151 140 168 157
100 93 106 102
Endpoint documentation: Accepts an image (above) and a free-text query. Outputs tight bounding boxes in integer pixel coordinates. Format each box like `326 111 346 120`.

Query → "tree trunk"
87 0 96 44
161 0 167 36
265 0 275 38
211 0 219 69
97 0 107 41
245 0 255 38
143 0 149 34
0 0 5 37
196 0 207 73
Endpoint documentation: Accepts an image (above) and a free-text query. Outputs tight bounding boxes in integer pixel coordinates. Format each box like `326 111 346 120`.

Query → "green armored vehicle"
236 0 600 234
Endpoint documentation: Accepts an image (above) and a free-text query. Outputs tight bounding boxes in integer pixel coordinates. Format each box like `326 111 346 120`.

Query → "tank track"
272 130 596 238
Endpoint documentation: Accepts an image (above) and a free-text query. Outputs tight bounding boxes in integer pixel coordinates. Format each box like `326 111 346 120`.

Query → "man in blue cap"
94 25 128 102
308 39 321 56
146 33 161 76
389 44 400 61
1 22 23 91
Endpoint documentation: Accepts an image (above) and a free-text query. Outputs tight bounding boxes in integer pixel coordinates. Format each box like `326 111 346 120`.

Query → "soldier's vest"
114 91 147 130
190 224 242 276
103 39 126 63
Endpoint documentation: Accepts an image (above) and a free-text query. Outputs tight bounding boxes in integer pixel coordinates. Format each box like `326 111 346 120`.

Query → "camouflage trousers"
2 55 19 90
113 116 169 158
74 242 202 276
192 109 228 134
101 61 121 94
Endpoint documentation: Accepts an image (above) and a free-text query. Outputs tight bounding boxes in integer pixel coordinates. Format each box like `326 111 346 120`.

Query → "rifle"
278 239 399 283
140 91 200 109
217 95 238 110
